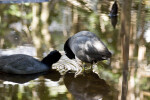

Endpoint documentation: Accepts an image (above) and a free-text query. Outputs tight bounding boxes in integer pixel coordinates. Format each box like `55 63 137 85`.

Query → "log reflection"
120 0 132 100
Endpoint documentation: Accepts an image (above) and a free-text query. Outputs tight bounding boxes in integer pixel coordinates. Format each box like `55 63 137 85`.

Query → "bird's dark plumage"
41 50 61 67
0 50 61 74
64 31 111 63
109 1 118 17
64 38 75 59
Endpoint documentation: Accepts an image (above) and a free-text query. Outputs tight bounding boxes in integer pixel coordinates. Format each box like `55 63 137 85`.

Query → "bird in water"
109 1 118 17
0 50 61 74
64 31 111 69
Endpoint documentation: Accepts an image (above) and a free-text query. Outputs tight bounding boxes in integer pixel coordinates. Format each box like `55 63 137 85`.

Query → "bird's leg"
90 63 93 71
82 62 86 72
91 62 97 70
75 56 81 63
74 57 86 75
90 62 94 71
75 56 84 69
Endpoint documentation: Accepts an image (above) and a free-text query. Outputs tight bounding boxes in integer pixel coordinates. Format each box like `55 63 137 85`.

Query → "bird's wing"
0 54 44 74
70 36 107 54
69 36 90 53
69 36 110 62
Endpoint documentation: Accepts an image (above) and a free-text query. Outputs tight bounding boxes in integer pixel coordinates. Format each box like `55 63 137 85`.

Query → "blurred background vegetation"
0 0 150 100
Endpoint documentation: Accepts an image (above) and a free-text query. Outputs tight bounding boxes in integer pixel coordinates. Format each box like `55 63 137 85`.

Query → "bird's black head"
101 50 112 60
64 38 75 59
41 50 61 67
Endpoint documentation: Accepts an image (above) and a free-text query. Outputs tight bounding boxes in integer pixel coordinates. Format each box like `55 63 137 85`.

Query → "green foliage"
140 78 150 91
5 5 22 17
3 4 32 19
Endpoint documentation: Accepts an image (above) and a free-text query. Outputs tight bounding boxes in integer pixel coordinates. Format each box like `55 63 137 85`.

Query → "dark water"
0 0 150 100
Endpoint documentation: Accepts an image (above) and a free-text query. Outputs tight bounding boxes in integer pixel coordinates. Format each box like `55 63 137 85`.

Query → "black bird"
109 1 118 17
110 16 118 29
0 50 61 74
64 31 111 64
64 72 110 100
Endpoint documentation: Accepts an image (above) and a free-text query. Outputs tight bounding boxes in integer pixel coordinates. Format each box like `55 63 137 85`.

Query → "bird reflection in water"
110 16 118 29
0 70 61 84
64 72 110 100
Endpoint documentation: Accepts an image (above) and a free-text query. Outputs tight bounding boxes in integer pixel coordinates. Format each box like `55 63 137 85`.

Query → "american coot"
64 31 111 64
0 50 61 74
109 1 118 17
